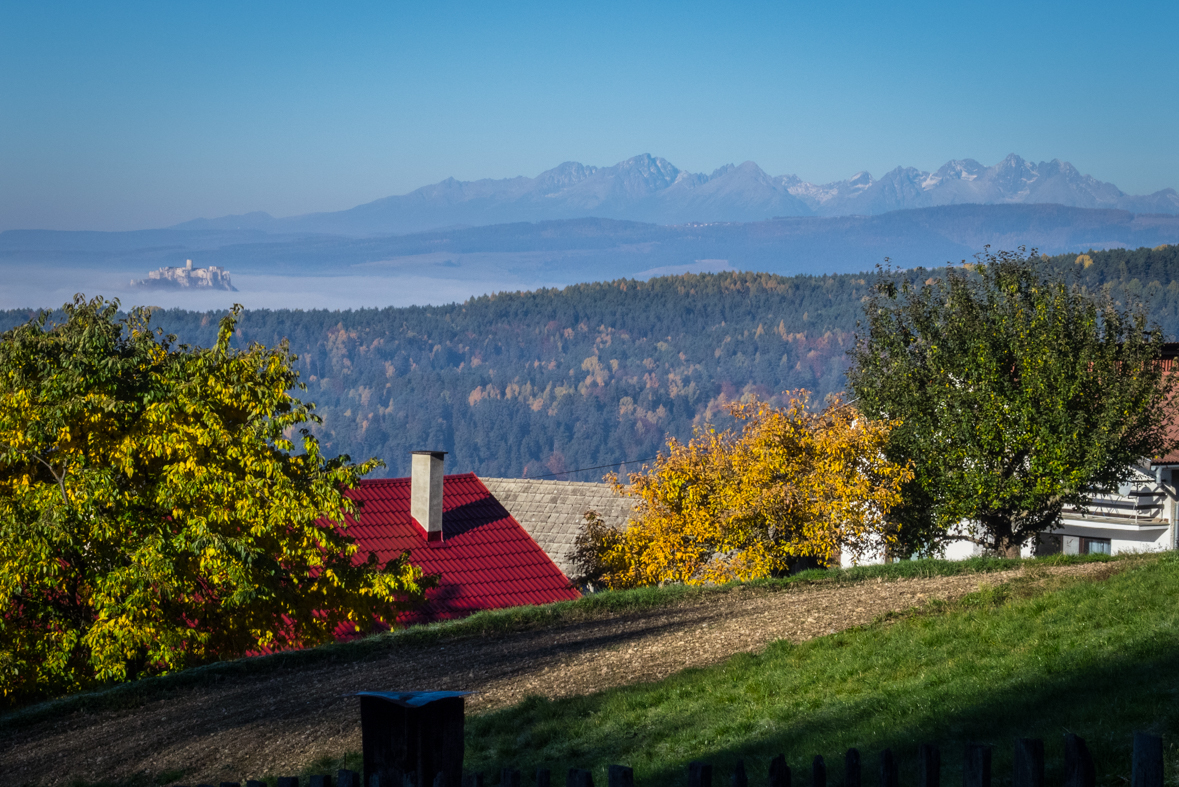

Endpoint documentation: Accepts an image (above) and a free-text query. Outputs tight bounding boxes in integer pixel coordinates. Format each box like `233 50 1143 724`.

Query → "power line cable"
525 398 861 480
529 456 660 479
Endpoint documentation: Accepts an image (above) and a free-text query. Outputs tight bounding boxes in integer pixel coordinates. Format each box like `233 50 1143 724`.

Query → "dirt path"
0 563 1114 786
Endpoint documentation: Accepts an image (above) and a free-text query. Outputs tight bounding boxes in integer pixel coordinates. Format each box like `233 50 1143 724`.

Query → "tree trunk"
981 514 1022 558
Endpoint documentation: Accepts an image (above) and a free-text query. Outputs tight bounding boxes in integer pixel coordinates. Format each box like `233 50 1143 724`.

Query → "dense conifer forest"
4 244 1178 478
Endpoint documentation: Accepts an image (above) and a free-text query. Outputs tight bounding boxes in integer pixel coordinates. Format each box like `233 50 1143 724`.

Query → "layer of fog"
0 260 734 312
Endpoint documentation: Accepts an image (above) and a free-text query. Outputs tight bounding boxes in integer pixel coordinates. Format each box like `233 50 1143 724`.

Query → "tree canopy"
0 297 429 705
4 246 1178 483
847 248 1175 557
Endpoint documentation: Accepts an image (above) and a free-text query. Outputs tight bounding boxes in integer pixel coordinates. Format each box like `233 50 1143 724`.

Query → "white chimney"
411 451 446 542
186 259 193 270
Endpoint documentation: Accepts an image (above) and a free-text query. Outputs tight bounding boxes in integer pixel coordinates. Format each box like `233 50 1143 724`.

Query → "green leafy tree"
0 297 430 705
847 248 1175 557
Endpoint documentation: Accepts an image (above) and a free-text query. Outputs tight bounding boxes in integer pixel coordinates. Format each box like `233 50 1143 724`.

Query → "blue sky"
2 0 1176 232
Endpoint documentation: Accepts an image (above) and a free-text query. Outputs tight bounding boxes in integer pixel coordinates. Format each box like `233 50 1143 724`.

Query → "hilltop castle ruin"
132 260 236 291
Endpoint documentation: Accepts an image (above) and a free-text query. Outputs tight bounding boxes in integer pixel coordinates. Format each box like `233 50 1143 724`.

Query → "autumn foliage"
572 392 912 588
0 298 430 706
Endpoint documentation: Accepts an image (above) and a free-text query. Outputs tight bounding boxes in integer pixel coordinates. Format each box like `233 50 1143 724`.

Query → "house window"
1062 536 1113 555
1080 537 1112 555
1035 534 1062 556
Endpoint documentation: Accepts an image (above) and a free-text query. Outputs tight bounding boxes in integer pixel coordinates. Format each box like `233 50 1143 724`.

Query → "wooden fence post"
918 744 940 787
689 761 713 787
247 780 266 787
1132 733 1164 787
732 760 748 787
310 776 333 787
963 744 991 787
359 692 467 787
503 769 521 787
1013 739 1044 787
567 770 594 787
880 750 897 787
813 756 826 787
339 770 360 787
845 749 860 787
609 765 634 787
536 770 551 787
1064 734 1095 787
463 772 485 787
278 778 299 787
769 755 791 787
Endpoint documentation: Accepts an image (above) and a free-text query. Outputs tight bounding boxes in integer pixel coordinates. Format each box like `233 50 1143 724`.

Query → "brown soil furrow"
0 563 1111 786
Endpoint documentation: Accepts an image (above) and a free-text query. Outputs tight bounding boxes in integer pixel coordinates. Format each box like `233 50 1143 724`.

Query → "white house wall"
840 464 1178 565
1050 465 1177 556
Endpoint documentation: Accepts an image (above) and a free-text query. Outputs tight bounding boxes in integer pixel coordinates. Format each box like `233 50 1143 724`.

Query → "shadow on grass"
464 559 1179 787
0 555 1132 787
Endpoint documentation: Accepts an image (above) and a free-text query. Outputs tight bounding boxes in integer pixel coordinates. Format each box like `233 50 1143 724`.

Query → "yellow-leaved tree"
0 297 431 706
573 392 912 588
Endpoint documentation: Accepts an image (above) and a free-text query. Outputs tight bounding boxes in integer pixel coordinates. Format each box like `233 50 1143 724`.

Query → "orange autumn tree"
574 392 912 588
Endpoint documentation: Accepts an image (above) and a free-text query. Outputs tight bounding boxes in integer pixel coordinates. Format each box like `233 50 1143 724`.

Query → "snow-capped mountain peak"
174 154 1179 236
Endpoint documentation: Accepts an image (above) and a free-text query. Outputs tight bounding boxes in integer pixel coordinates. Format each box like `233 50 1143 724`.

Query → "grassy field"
1 554 1064 728
6 553 1151 787
460 555 1179 787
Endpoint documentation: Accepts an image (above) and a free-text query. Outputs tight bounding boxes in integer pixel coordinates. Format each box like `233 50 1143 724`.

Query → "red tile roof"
1154 343 1179 464
340 473 580 628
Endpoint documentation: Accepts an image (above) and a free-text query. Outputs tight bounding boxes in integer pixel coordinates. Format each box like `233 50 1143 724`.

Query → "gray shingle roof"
479 478 636 579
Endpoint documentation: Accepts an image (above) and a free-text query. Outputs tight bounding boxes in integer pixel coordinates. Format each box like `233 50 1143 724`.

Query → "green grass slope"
465 555 1179 787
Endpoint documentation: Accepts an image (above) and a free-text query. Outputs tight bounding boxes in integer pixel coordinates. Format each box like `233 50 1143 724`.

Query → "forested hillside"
4 244 1178 479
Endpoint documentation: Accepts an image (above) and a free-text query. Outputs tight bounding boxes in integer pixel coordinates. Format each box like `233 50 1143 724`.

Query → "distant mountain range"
174 154 1179 237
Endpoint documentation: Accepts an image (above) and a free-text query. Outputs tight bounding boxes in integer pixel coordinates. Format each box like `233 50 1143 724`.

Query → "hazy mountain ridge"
10 205 1179 284
173 154 1179 237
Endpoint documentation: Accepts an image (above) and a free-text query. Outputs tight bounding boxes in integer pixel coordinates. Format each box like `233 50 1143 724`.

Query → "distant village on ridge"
132 259 236 291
